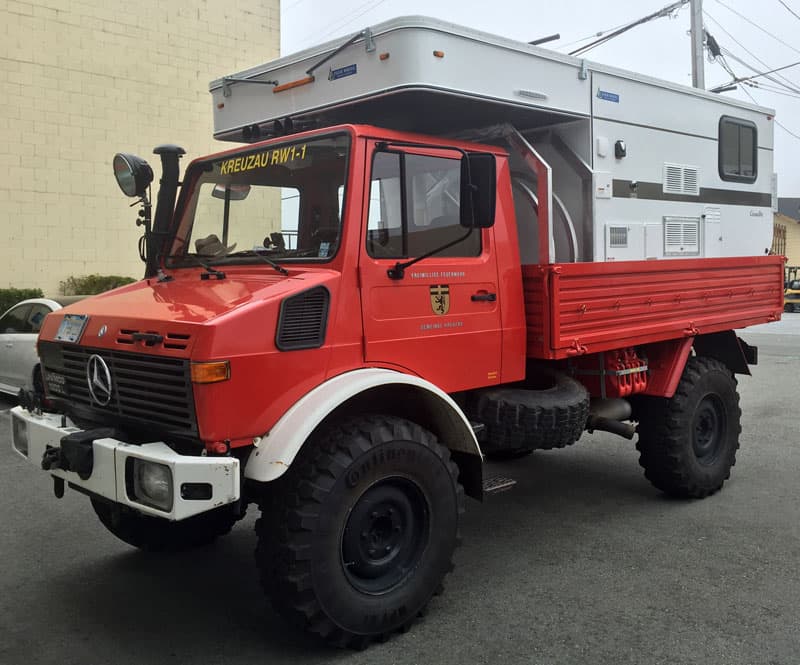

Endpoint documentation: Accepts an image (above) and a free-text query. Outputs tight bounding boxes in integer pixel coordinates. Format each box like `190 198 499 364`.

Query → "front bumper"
10 406 239 521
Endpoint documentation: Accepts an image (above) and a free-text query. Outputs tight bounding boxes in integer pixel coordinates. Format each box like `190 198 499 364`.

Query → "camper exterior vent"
608 226 628 248
663 163 700 196
663 216 701 255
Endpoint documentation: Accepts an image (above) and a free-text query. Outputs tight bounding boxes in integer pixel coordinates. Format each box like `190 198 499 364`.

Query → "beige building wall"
786 222 800 269
0 0 279 294
774 213 800 268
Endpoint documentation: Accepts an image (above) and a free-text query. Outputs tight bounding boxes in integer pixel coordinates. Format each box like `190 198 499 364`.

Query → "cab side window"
366 151 480 259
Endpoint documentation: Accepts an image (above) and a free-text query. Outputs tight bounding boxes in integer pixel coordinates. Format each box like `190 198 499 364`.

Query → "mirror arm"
387 227 474 280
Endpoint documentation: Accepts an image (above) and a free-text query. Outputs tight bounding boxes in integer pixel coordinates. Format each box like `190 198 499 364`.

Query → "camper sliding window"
718 116 757 184
365 150 481 260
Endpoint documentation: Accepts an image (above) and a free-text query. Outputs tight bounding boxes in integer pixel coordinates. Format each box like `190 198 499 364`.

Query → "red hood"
40 267 339 357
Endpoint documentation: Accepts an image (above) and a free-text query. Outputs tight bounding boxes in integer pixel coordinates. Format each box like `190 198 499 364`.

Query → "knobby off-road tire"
469 372 590 458
256 415 464 649
91 498 243 552
635 356 741 498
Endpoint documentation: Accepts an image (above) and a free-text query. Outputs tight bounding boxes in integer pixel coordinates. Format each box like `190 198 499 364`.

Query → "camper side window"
719 116 757 183
366 150 481 259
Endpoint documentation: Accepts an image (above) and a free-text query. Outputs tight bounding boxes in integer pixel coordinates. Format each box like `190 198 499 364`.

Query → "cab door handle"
471 292 496 302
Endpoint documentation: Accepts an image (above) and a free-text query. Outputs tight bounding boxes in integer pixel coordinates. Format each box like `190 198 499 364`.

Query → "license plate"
55 314 89 343
45 372 68 396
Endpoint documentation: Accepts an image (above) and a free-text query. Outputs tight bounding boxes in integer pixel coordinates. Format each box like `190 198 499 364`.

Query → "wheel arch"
245 369 484 498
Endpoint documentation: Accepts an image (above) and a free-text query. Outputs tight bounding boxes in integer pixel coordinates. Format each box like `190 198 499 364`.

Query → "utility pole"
690 0 705 88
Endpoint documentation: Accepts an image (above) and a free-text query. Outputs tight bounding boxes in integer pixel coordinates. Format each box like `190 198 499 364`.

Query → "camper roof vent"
663 216 700 255
663 163 699 196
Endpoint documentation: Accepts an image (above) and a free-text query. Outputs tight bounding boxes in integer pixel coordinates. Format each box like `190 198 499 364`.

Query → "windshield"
169 134 350 267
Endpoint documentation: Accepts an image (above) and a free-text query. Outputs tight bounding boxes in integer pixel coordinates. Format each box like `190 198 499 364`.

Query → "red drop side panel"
522 256 784 359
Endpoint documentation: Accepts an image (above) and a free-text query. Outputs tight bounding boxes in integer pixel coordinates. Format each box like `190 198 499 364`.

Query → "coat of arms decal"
429 284 450 315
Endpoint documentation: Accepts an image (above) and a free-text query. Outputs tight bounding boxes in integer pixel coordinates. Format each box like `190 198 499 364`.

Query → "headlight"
113 153 153 198
11 414 29 457
131 460 173 511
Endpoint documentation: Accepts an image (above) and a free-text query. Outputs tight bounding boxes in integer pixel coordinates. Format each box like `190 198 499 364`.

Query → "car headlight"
130 460 173 511
11 414 29 457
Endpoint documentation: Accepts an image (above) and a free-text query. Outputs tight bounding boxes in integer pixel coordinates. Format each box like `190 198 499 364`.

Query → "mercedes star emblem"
86 354 113 406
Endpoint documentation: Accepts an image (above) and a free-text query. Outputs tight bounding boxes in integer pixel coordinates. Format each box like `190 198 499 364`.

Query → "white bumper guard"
10 406 239 521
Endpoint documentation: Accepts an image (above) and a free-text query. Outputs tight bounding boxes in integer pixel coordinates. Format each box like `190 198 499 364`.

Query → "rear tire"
256 415 463 648
91 498 243 552
636 356 741 498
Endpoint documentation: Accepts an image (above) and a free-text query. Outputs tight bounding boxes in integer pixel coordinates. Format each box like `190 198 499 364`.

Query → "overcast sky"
280 0 800 195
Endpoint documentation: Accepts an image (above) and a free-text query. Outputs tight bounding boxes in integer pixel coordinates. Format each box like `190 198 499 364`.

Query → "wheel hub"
693 395 725 464
341 478 429 594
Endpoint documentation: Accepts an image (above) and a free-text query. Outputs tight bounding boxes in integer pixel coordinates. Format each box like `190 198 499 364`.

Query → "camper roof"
210 15 773 143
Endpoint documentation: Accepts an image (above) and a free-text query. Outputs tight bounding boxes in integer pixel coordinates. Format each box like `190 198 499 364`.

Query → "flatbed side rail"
522 256 784 359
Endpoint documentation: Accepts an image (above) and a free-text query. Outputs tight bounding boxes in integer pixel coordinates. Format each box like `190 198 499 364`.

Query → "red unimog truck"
11 16 783 648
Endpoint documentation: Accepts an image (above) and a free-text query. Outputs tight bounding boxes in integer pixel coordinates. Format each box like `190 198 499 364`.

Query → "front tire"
636 356 741 498
256 415 464 648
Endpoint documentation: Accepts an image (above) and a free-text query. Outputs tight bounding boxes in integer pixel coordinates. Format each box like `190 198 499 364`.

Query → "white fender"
245 368 481 482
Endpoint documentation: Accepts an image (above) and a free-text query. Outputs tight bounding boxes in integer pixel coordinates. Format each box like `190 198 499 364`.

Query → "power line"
704 12 800 93
726 60 800 86
722 48 800 94
749 81 800 100
712 0 800 57
569 0 688 56
314 0 391 41
711 52 800 93
776 119 800 140
557 20 630 50
778 0 800 22
740 85 800 140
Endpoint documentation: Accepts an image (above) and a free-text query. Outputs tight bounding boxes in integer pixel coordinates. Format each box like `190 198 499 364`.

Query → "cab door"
358 145 502 393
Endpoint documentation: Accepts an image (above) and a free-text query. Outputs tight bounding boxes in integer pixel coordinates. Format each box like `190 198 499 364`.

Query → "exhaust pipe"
586 398 636 440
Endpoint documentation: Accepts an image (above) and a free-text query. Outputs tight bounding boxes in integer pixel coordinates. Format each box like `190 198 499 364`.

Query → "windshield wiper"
167 254 226 280
226 249 289 276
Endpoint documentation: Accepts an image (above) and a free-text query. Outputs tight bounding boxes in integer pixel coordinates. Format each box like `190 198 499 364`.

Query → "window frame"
168 131 352 267
718 115 758 184
365 148 481 260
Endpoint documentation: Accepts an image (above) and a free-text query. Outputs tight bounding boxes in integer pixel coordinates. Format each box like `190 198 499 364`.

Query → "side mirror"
113 153 153 198
460 153 496 228
212 183 251 200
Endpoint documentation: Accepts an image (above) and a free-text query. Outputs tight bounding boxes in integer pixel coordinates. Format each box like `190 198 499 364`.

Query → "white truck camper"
211 15 775 266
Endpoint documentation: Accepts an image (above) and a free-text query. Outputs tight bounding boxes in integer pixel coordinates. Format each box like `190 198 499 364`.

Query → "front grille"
39 342 197 436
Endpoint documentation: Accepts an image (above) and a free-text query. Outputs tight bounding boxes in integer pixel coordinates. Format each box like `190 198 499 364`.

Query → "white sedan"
0 297 85 396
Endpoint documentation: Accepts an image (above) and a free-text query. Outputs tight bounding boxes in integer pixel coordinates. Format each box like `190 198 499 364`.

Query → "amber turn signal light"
191 361 230 384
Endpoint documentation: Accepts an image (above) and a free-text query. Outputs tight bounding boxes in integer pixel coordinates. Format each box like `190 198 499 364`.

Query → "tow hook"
41 446 61 471
42 449 66 499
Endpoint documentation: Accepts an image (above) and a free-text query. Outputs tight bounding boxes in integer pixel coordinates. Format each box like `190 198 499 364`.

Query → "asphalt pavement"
1 316 799 665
